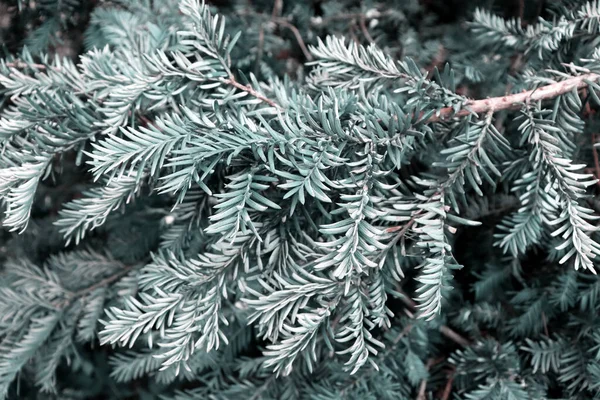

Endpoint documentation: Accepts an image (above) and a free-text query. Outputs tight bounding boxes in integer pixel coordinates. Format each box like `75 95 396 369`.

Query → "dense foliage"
2 0 600 398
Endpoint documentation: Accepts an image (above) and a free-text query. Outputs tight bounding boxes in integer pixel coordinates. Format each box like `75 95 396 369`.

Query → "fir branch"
428 73 600 122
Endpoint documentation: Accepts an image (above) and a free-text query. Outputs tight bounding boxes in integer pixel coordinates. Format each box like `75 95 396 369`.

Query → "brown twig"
416 378 428 400
439 326 471 348
592 133 600 187
53 262 138 310
358 15 375 45
316 10 390 25
348 22 361 46
272 18 313 61
396 286 471 348
517 0 525 22
385 215 419 234
73 264 136 300
222 77 280 108
395 287 418 311
5 60 48 70
416 358 441 400
440 370 455 400
138 113 154 128
541 311 550 337
236 9 312 61
255 26 265 76
427 73 600 123
392 323 415 344
271 0 283 20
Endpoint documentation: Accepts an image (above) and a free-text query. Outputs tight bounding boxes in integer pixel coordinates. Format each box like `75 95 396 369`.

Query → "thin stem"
73 264 136 300
441 369 455 400
316 10 392 25
271 0 283 20
416 378 427 400
255 26 265 76
236 10 313 61
592 133 600 187
517 0 525 21
416 358 439 400
439 325 471 348
53 263 139 309
427 73 600 123
396 287 471 347
5 61 48 70
222 77 280 108
358 15 375 45
273 18 313 61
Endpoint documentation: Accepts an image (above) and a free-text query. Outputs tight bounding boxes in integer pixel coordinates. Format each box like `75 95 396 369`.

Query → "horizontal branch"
428 73 600 123
4 59 281 109
5 61 49 70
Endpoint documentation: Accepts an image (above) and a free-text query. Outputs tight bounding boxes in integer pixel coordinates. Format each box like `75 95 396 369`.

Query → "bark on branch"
222 77 280 108
428 73 600 123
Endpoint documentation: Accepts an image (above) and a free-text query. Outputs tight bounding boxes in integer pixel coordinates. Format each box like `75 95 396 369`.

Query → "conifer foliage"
2 0 600 398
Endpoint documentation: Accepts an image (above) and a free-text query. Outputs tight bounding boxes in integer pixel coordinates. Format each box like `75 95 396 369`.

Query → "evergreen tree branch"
428 73 600 122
